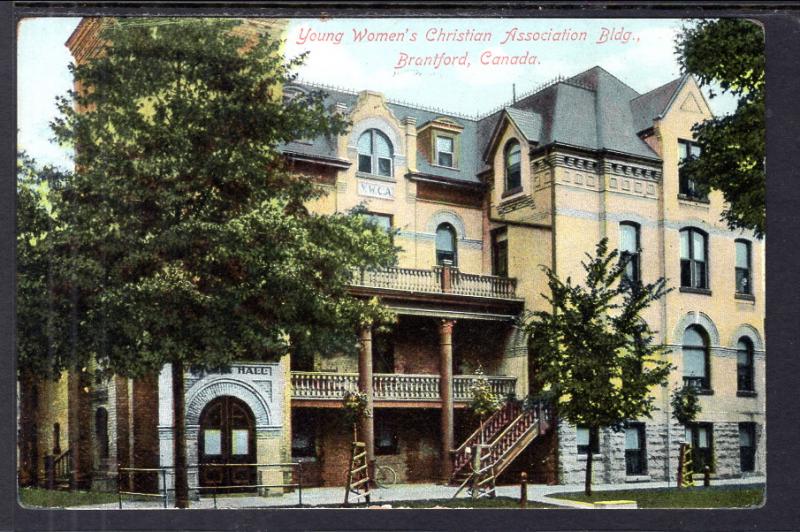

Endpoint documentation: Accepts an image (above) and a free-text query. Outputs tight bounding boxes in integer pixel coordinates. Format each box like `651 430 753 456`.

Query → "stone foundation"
557 419 765 485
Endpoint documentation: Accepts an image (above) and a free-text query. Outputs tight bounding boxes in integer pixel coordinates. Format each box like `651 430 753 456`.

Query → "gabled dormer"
416 117 465 170
482 108 541 212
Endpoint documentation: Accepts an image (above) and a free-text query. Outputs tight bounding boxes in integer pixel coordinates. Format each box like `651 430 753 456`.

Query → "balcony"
350 266 519 300
291 372 517 403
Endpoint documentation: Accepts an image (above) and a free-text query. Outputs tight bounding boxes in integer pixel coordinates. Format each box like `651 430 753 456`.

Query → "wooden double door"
198 396 257 492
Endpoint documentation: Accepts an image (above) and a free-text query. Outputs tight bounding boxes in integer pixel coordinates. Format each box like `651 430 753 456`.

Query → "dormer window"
417 117 463 171
358 129 393 177
505 141 521 192
436 135 455 168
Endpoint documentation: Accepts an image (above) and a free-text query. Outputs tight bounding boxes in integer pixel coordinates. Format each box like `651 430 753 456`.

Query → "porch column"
439 319 455 482
358 326 375 466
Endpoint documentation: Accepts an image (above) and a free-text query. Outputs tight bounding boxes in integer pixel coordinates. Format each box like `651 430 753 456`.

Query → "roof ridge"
297 73 597 122
631 74 686 102
296 79 480 121
575 65 641 96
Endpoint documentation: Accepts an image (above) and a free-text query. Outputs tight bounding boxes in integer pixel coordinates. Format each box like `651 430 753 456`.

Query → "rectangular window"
358 154 372 174
377 157 392 177
436 136 455 168
620 223 641 284
739 423 756 473
678 140 706 200
576 426 600 455
203 429 222 455
686 423 714 473
625 423 647 476
491 228 508 277
735 240 752 295
291 412 316 458
680 228 708 289
375 414 399 455
231 429 249 455
364 212 393 231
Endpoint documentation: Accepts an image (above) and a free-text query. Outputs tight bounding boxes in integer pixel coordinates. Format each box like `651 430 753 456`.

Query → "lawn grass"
549 484 764 509
19 487 121 508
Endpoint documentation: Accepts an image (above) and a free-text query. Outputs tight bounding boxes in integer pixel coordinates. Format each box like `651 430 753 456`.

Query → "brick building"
18 18 765 494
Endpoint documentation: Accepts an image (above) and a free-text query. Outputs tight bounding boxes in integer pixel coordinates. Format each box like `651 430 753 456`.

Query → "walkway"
68 476 764 510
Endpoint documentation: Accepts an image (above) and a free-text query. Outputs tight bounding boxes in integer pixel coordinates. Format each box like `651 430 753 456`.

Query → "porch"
291 372 517 407
350 266 520 301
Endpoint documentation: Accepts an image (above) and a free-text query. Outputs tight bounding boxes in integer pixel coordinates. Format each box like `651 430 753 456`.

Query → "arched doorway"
198 396 256 492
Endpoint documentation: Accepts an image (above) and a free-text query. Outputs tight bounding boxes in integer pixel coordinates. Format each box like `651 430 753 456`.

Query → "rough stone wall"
557 418 763 485
713 422 742 478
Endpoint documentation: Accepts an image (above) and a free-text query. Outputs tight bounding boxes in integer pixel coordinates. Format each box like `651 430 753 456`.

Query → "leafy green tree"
16 153 72 485
468 366 502 444
523 239 673 496
670 384 701 428
675 19 765 237
16 153 75 380
47 18 397 507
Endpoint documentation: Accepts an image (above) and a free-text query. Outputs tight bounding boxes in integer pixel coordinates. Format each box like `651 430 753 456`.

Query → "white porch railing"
351 266 518 300
291 372 517 402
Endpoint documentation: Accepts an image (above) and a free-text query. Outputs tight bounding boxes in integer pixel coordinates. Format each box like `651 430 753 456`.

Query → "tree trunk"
584 440 593 497
172 361 189 508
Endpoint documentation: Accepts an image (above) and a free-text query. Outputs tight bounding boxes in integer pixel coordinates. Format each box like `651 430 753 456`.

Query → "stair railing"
489 400 553 474
451 401 522 479
45 448 72 489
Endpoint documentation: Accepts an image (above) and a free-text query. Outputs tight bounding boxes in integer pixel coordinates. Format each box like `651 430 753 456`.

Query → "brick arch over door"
185 378 271 430
672 311 720 347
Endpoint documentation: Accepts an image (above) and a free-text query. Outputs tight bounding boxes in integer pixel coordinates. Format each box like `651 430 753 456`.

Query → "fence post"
297 463 303 507
162 469 168 508
520 472 528 509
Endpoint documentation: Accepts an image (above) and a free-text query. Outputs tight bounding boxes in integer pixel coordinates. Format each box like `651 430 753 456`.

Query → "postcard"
16 15 765 514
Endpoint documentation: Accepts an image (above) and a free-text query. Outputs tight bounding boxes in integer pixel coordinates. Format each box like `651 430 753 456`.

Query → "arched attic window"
504 140 522 192
358 129 393 177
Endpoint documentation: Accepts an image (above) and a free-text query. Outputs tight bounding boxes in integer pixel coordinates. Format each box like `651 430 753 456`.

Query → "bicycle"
374 464 397 488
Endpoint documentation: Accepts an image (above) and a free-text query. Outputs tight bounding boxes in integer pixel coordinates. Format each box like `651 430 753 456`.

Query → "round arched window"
737 337 754 392
357 129 393 177
504 141 521 192
682 325 709 390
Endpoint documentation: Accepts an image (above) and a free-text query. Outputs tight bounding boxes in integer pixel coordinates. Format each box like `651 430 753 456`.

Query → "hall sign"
209 365 273 376
358 179 395 200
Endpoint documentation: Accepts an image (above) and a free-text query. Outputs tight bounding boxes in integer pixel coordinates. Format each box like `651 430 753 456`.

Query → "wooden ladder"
678 443 695 488
452 444 497 500
344 442 371 506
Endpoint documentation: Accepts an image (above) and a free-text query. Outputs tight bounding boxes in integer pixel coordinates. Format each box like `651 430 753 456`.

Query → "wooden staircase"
450 399 552 485
45 448 72 491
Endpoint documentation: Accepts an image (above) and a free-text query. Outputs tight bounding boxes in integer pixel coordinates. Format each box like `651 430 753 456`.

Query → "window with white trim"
435 135 455 168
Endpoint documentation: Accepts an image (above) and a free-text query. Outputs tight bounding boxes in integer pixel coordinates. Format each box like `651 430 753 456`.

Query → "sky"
17 17 738 170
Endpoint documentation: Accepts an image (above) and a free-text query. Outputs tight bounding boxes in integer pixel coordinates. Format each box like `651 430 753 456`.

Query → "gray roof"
630 76 687 133
287 67 686 184
505 107 542 143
